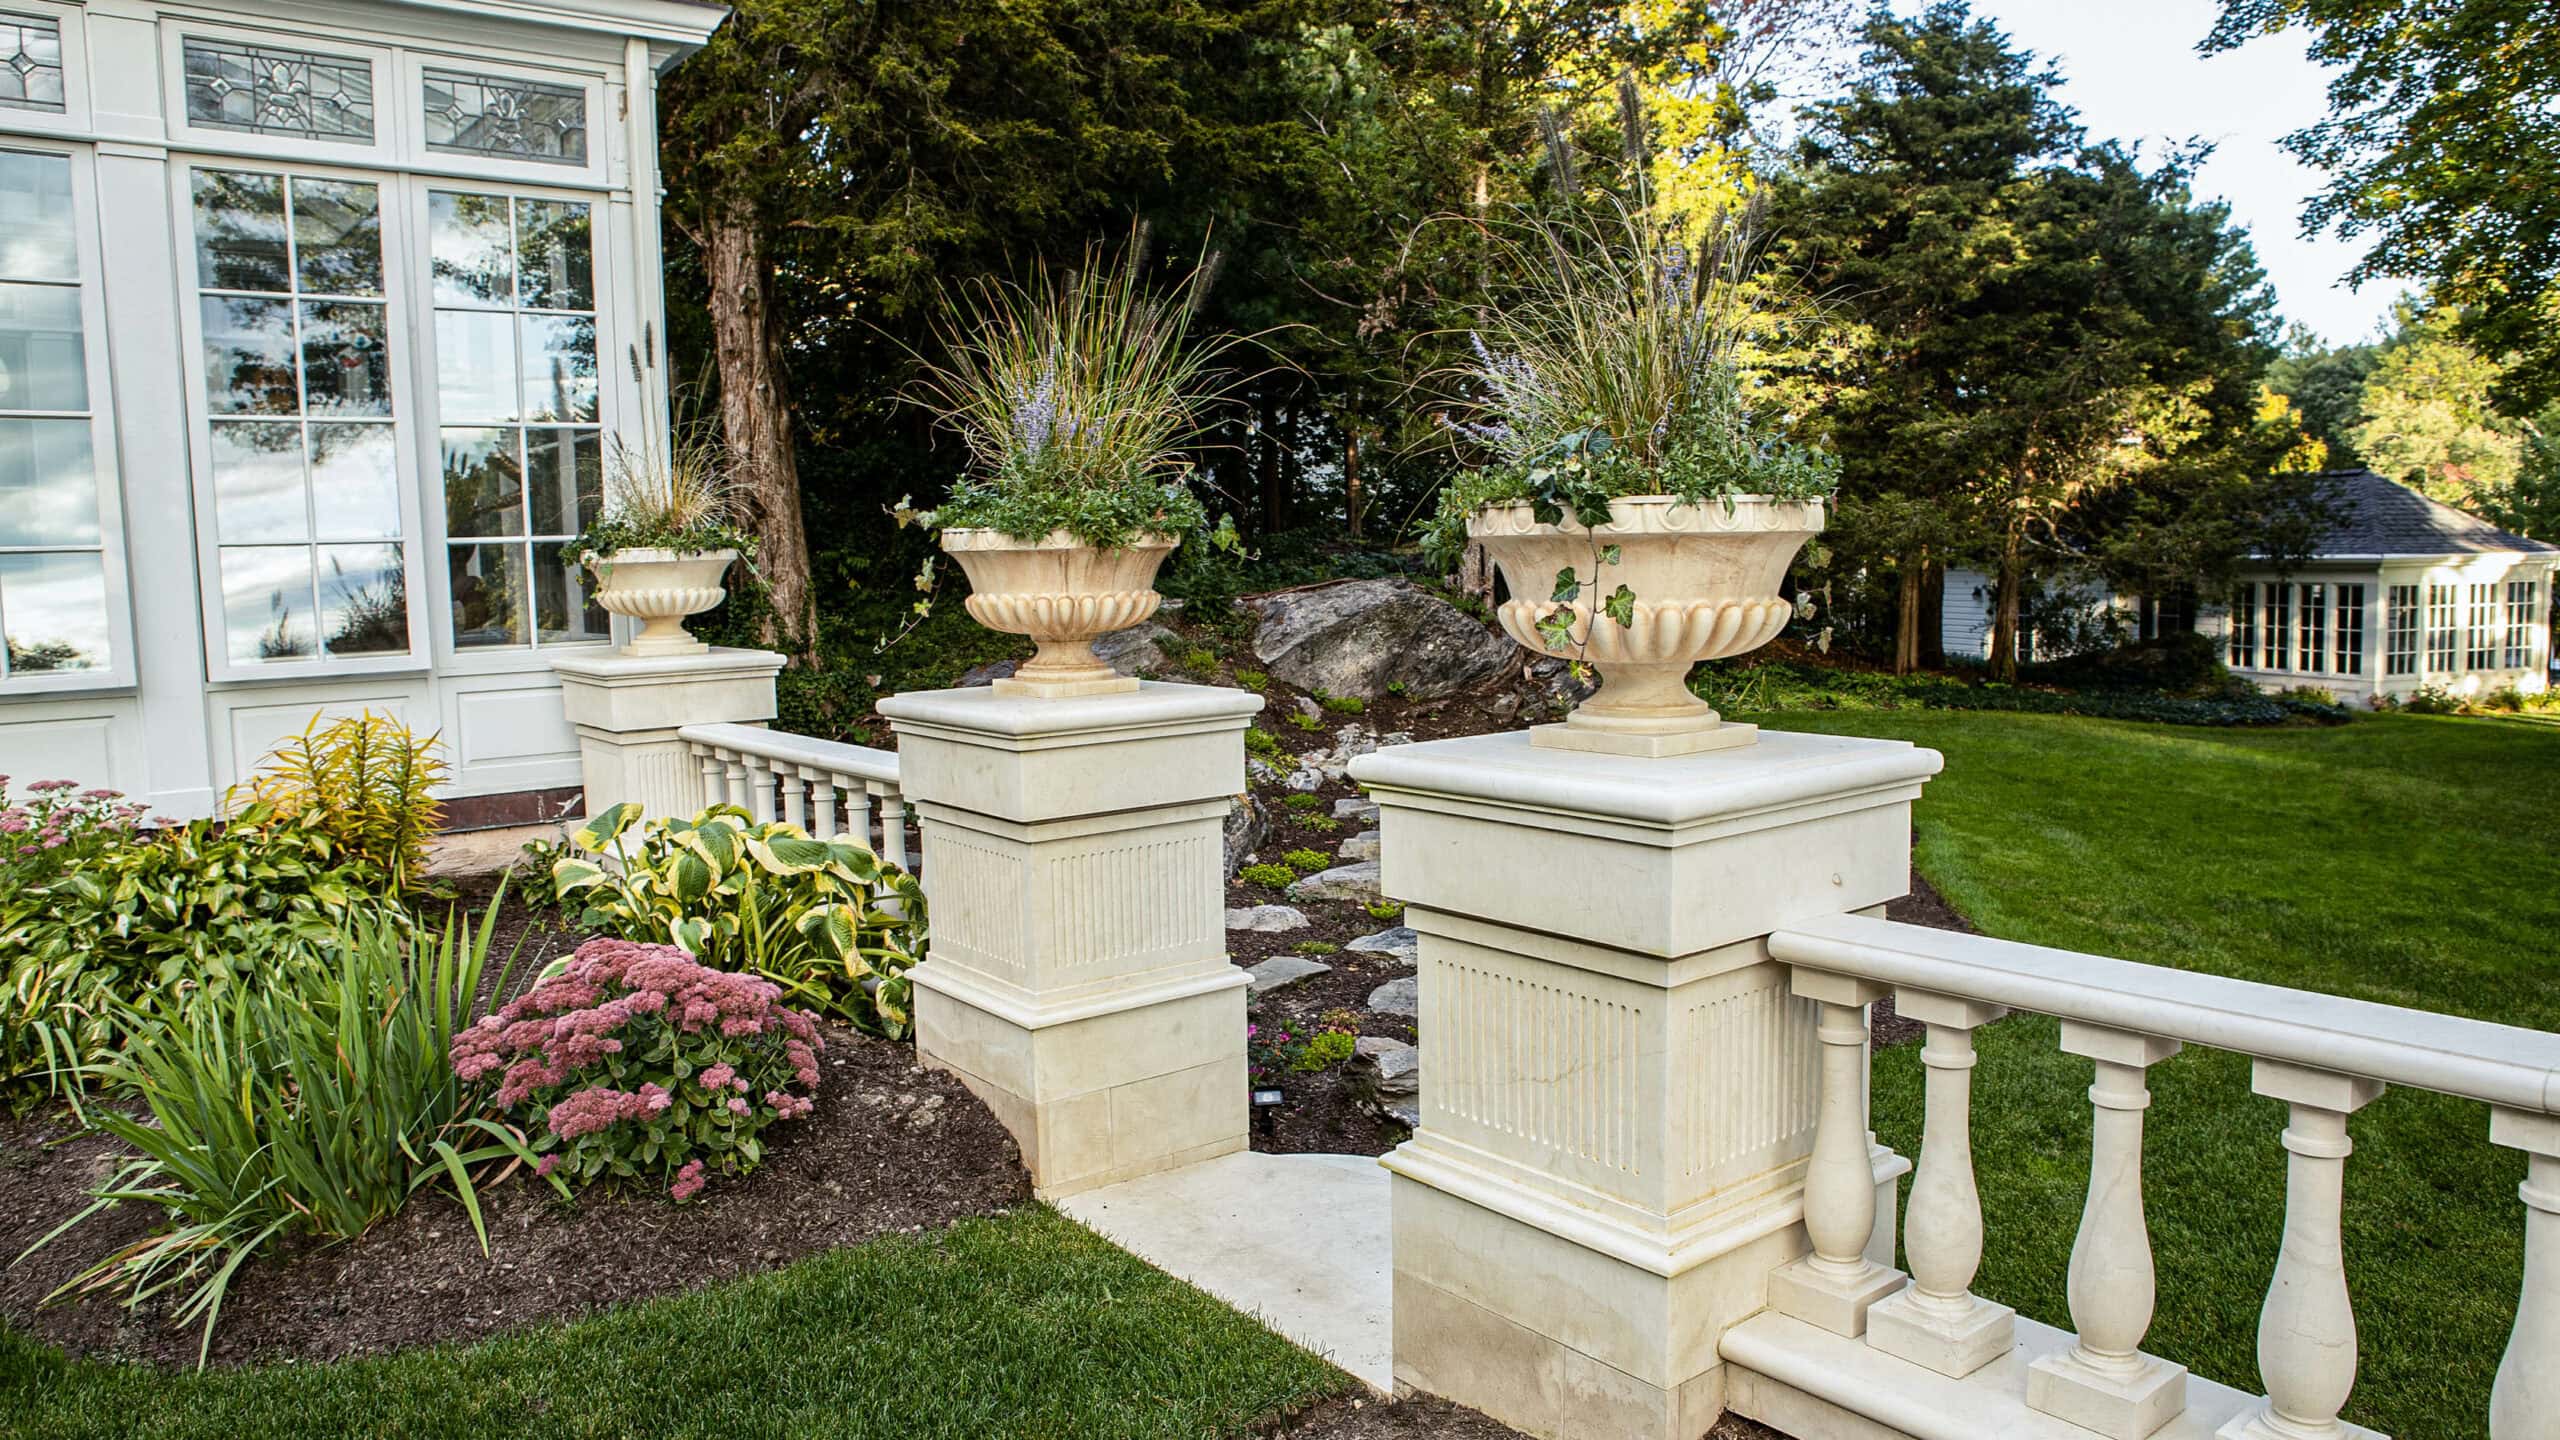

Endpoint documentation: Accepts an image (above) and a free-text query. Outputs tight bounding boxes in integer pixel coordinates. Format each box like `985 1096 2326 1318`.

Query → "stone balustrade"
1762 912 2560 1440
676 721 913 873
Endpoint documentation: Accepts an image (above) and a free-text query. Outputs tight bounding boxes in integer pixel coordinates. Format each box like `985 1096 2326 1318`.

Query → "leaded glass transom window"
182 38 375 143
422 70 586 166
0 13 64 114
431 190 605 650
0 150 109 679
190 167 409 667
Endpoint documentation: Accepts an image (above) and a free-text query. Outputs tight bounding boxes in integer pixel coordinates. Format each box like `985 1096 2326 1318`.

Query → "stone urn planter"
1471 495 1823 756
940 528 1178 697
585 547 739 658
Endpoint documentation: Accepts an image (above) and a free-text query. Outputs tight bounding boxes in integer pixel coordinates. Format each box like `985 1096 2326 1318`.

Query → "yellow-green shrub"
235 711 447 894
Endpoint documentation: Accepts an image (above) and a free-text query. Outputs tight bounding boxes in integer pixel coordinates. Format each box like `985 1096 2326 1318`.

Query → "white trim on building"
0 0 720 819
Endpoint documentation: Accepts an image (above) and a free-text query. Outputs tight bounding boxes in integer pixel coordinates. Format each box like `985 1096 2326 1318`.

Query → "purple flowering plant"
0 774 151 890
453 937 825 1200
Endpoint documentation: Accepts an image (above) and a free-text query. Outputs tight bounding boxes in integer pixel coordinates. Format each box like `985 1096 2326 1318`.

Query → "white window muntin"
409 173 621 674
0 140 132 693
175 152 430 683
0 1 88 139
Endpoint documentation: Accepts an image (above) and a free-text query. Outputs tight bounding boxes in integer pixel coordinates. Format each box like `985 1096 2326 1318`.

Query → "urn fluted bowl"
939 528 1178 698
585 547 740 658
1470 495 1824 756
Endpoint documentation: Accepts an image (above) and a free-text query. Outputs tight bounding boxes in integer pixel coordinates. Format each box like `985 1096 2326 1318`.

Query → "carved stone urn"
939 529 1178 698
585 548 740 658
1470 495 1824 756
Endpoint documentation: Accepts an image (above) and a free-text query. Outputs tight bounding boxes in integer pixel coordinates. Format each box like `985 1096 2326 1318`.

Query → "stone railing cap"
678 722 900 786
1348 729 1943 829
548 646 788 681
878 680 1264 739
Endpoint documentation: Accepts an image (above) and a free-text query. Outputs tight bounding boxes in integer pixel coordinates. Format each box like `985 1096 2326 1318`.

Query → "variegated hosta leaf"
552 858 609 895
671 850 716 905
670 916 711 954
570 801 643 852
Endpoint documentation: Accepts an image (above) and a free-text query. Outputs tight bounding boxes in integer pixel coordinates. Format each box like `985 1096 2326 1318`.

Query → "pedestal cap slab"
880 682 1264 823
551 646 785 733
1349 729 1941 957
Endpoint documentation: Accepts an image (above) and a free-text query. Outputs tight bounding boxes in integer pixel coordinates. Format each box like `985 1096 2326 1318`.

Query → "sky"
1883 0 2395 347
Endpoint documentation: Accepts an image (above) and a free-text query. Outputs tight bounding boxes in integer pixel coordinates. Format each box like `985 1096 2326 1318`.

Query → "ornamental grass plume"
453 937 824 1201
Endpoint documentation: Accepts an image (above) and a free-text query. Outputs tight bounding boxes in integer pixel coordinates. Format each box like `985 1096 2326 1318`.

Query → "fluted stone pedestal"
879 682 1262 1199
552 647 786 822
1347 730 1941 1440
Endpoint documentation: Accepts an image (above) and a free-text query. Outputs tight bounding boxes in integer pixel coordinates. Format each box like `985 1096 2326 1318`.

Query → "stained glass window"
182 38 374 142
422 70 586 165
0 13 64 113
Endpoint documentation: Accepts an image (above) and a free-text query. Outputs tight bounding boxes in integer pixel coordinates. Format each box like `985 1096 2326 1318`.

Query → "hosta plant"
551 802 927 1039
24 898 533 1365
450 937 823 1201
1 801 395 1101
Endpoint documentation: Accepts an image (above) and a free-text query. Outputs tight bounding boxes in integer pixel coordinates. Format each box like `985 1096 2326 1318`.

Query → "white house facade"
1943 470 2556 703
0 0 722 821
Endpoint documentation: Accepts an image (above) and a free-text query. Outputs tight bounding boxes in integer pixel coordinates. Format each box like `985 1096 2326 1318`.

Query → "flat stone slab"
1333 796 1379 822
1288 860 1382 904
1246 955 1332 994
1366 975 1417 1017
1057 1151 1391 1393
1345 925 1416 962
1226 904 1310 933
1338 829 1381 862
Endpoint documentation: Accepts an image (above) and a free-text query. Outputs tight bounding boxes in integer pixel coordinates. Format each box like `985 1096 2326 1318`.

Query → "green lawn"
0 1207 1343 1440
1756 708 2560 1440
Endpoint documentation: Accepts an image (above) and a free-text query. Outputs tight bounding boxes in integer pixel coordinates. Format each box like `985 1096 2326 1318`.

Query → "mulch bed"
1272 1393 1786 1439
0 905 1030 1372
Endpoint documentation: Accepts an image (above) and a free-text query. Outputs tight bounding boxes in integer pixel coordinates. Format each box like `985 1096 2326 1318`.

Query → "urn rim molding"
1467 493 1826 758
938 528 1180 699
585 547 741 659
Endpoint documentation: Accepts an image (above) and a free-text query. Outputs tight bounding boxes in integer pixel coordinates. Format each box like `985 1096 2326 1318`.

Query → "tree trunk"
1457 541 1495 611
1919 561 1947 668
1344 428 1364 541
1255 394 1282 539
703 190 816 658
1989 525 2024 681
1894 556 1923 675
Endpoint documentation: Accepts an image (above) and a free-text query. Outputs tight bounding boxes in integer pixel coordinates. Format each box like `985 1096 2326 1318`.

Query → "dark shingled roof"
2307 469 2558 557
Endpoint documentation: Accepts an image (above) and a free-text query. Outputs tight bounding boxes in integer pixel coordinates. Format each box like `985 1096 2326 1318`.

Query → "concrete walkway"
1056 1150 1393 1392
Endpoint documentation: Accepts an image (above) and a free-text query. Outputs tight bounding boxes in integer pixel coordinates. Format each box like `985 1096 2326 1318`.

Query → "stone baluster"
1769 969 1907 1336
745 756 777 824
805 768 838 839
877 787 911 872
780 766 807 829
2029 1022 2187 1440
845 786 874 854
722 752 750 811
2218 1061 2382 1440
694 746 723 813
2491 1109 2560 1440
1866 989 2015 1376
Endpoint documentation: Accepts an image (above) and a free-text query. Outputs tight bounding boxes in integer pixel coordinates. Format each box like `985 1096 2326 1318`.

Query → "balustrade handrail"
676 722 901 790
1770 911 2560 1114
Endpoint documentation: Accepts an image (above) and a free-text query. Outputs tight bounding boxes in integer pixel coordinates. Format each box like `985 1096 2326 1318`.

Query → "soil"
1272 1393 1785 1439
0 906 1030 1371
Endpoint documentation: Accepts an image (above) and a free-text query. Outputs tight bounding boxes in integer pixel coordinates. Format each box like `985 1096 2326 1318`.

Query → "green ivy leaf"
1603 584 1637 628
1550 567 1581 604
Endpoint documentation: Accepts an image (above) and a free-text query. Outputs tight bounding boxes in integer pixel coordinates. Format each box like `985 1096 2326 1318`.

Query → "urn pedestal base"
1531 718 1759 757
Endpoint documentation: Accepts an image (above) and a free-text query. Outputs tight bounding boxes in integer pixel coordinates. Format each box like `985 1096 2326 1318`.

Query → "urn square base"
1530 718 1759 758
992 672 1140 700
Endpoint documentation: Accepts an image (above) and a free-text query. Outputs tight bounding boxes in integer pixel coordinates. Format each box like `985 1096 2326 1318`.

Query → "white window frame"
2466 581 2499 670
2333 583 2365 677
2263 584 2291 673
2385 584 2419 677
0 139 134 695
2297 582 2327 675
2509 578 2542 671
395 52 609 190
2229 581 2257 668
408 172 624 677
158 21 397 166
2426 583 2458 674
173 152 434 684
0 0 90 140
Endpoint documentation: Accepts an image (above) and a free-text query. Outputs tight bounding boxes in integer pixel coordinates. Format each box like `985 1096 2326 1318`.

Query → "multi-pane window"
2509 580 2543 670
181 39 375 143
2229 582 2257 668
0 149 109 679
2427 584 2458 673
2334 584 2366 677
430 190 605 650
2263 584 2291 672
2386 585 2419 676
192 167 409 667
2297 583 2327 674
422 71 586 165
2467 582 2499 669
0 12 64 113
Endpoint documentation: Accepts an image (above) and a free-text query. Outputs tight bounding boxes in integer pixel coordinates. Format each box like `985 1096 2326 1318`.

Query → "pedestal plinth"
551 647 786 822
1347 729 1941 1440
879 682 1263 1199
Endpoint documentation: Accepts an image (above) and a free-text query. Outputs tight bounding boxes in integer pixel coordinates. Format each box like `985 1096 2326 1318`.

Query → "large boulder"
1248 580 1511 699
